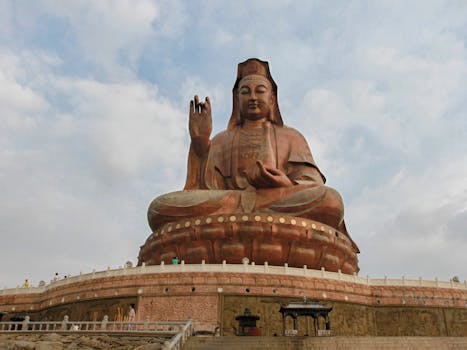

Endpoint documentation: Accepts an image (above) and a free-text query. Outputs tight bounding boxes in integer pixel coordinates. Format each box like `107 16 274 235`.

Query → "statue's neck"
242 118 267 129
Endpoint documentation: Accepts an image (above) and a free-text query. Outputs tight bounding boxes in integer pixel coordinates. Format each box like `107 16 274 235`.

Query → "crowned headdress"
228 58 283 130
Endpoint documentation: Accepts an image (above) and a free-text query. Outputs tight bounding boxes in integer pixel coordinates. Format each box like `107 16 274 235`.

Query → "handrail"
161 318 193 350
1 263 465 295
0 317 192 350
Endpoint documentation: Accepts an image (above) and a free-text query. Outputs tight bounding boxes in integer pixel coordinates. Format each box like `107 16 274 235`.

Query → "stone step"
184 337 303 350
184 336 467 350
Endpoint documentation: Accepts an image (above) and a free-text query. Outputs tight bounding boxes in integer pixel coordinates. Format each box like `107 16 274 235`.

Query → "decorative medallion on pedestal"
138 58 359 274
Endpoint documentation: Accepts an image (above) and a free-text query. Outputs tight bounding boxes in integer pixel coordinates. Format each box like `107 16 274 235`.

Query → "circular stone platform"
138 213 359 274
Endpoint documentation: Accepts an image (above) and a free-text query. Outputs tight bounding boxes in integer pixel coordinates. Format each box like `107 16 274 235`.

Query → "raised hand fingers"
189 99 195 118
194 95 200 112
189 95 213 140
190 96 201 116
204 96 211 112
193 95 212 115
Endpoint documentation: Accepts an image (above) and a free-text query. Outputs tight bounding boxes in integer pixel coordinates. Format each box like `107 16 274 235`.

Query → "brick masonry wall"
1 269 466 335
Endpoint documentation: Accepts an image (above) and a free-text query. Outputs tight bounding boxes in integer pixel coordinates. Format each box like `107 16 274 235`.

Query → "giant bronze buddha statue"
138 58 359 274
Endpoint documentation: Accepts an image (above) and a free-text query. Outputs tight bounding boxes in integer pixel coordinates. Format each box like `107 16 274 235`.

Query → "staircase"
184 336 303 350
184 336 467 350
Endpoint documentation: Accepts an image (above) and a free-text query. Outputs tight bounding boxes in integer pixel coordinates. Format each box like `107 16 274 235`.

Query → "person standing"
128 304 136 330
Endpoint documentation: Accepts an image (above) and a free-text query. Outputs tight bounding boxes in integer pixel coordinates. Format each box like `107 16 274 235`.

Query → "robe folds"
185 123 325 191
148 123 358 253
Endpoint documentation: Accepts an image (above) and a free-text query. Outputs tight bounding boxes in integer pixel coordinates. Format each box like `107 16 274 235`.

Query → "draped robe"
148 122 356 250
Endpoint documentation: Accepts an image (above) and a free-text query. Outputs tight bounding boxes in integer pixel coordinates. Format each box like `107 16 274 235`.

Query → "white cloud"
0 52 49 131
51 78 187 177
7 0 160 77
0 0 12 40
348 144 467 279
0 49 188 286
151 0 187 39
1 1 467 287
180 76 229 131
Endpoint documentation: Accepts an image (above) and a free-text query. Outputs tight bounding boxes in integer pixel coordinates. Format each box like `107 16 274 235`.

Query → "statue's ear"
270 94 276 105
269 93 283 126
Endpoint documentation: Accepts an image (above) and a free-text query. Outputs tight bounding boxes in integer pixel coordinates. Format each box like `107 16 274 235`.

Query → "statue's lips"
248 104 259 108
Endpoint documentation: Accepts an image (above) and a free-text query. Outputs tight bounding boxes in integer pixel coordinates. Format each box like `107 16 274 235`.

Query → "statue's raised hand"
189 95 212 140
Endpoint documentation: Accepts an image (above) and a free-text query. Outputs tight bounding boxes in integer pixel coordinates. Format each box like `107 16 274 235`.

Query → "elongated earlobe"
269 95 277 123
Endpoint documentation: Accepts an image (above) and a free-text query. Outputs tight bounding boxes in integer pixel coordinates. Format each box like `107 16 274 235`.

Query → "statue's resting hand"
244 160 294 189
189 95 212 156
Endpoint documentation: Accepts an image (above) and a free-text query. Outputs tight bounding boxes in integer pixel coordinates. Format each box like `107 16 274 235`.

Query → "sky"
1 0 466 288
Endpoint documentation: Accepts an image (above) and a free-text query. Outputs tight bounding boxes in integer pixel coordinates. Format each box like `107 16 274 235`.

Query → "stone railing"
163 318 193 350
0 316 192 350
1 262 466 295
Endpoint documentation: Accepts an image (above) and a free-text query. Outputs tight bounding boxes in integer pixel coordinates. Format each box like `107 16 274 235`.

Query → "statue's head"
228 58 283 130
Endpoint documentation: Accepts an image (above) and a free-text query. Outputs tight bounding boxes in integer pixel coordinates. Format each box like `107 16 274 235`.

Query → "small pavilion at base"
279 300 332 336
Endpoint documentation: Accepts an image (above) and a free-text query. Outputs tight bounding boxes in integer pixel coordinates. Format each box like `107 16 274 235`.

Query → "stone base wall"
138 295 219 324
0 264 466 336
221 295 467 336
185 336 467 350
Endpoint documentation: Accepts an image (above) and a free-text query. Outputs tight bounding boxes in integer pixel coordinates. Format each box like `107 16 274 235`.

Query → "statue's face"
238 75 273 121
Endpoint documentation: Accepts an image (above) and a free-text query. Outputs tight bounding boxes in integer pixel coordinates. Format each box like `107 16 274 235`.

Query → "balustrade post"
183 319 190 341
101 315 108 330
21 316 30 331
144 316 150 330
61 315 69 331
